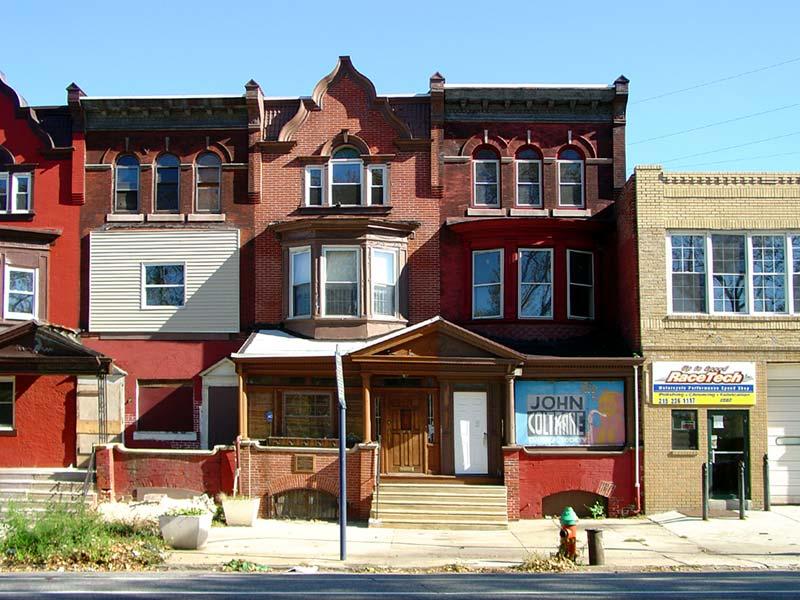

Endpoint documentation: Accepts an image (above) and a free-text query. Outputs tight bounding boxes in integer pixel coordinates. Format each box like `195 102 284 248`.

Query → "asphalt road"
0 571 799 599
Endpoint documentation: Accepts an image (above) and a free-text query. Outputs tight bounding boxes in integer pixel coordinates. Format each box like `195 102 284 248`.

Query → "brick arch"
265 474 340 499
320 132 371 157
460 135 509 157
100 148 147 165
191 144 231 164
558 137 596 159
510 143 544 159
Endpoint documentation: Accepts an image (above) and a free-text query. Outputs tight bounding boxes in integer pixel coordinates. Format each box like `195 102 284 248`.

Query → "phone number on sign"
655 397 737 405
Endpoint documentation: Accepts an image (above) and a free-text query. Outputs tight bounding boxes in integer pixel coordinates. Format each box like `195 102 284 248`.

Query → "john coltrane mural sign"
514 380 626 447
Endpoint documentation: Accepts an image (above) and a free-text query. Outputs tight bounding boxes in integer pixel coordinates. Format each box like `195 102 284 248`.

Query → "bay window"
290 247 311 318
372 249 397 317
322 247 360 316
519 249 552 318
472 249 503 319
567 250 594 319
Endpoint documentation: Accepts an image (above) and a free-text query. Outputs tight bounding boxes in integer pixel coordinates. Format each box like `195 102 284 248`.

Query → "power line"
665 150 800 169
632 55 800 105
661 130 800 164
629 103 800 145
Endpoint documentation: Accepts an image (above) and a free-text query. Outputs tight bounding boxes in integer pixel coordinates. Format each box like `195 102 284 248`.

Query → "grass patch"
0 504 165 570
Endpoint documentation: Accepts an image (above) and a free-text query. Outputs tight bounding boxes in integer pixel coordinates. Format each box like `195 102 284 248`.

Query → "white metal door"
767 365 800 504
454 391 488 475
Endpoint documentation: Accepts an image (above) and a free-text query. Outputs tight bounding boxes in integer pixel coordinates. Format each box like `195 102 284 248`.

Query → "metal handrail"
374 434 382 521
81 449 96 510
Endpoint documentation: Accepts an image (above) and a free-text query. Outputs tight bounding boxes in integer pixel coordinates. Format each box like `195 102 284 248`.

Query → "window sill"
107 214 144 223
187 213 226 222
146 213 185 222
466 207 505 217
509 208 548 217
132 431 197 442
0 213 35 222
668 450 700 456
297 205 391 215
0 428 17 437
552 208 591 217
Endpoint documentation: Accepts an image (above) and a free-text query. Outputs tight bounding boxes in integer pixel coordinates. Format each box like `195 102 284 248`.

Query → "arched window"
155 154 180 212
557 148 584 208
330 147 362 206
115 155 140 212
196 152 221 213
473 147 500 207
515 147 542 207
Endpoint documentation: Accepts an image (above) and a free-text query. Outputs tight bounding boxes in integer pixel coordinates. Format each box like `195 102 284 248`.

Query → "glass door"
707 410 749 499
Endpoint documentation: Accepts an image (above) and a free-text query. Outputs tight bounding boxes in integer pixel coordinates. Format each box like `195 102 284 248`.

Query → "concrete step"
0 480 89 493
371 508 507 521
373 499 506 512
370 518 508 531
0 489 94 501
0 469 90 483
377 483 506 496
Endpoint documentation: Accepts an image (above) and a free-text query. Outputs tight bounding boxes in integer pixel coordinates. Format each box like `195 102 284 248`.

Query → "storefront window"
671 409 698 450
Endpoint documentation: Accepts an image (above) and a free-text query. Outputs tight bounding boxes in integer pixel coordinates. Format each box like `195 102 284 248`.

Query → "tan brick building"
624 165 800 513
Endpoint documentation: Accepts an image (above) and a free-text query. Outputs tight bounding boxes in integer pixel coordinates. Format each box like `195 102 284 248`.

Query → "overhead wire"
664 150 800 170
659 130 800 164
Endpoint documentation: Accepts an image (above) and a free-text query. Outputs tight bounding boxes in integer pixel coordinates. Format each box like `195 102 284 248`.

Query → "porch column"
505 374 516 445
238 367 248 438
361 373 372 443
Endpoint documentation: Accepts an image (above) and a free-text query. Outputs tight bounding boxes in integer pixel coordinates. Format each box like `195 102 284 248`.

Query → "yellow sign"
651 361 756 406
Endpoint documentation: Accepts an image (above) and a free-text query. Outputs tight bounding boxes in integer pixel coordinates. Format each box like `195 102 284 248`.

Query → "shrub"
0 504 165 570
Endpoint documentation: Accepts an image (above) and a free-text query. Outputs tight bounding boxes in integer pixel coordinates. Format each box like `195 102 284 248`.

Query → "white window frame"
567 249 594 320
472 248 504 319
371 247 398 318
0 376 15 431
557 157 585 208
667 232 800 316
114 156 140 213
321 246 361 317
518 248 553 320
329 150 363 207
515 159 542 207
304 166 325 207
4 266 37 320
10 173 32 214
140 262 186 310
473 158 500 207
0 173 7 213
289 246 312 318
367 165 389 206
195 153 221 214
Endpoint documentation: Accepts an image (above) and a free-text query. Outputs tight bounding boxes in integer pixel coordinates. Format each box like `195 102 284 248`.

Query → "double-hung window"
0 378 14 431
368 165 387 206
155 154 180 212
322 247 360 316
196 152 221 213
115 155 139 212
372 248 397 317
567 250 594 319
473 148 500 206
793 237 800 313
516 148 542 207
670 235 707 313
142 264 185 308
751 235 786 313
0 173 6 212
4 266 37 320
305 166 324 206
518 249 552 318
711 234 747 313
290 247 311 318
0 173 32 214
472 249 503 319
558 149 584 207
330 148 362 206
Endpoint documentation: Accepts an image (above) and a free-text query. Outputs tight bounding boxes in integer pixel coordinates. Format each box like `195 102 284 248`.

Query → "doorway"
208 387 239 448
707 410 749 499
453 391 488 475
382 392 426 474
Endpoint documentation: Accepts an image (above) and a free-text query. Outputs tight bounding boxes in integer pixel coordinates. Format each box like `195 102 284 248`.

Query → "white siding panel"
90 229 240 333
767 366 800 504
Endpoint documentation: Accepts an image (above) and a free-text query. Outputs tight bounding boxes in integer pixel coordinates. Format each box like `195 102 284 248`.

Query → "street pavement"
1 571 800 599
161 505 800 571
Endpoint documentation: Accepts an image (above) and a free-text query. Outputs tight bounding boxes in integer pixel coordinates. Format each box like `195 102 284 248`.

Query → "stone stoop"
369 482 508 530
0 468 96 513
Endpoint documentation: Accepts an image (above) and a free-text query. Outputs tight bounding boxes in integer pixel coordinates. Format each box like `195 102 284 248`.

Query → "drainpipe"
634 364 641 513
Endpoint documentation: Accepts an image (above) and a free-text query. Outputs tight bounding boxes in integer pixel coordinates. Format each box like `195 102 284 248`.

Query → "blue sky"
3 0 798 174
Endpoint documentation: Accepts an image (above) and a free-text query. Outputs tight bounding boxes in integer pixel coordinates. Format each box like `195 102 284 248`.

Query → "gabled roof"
0 320 112 375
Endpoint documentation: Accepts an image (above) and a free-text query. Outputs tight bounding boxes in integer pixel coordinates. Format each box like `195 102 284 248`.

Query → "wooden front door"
382 392 426 473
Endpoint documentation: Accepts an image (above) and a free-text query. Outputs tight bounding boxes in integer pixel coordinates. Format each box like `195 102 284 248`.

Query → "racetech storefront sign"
651 362 756 406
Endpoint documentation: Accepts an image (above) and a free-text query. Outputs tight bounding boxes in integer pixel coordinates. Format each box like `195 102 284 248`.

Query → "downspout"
634 364 641 513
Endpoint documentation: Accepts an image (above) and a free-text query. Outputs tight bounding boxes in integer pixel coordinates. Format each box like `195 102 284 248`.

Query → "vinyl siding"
90 229 240 333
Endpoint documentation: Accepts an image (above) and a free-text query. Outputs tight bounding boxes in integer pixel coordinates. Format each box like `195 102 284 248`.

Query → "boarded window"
137 381 193 432
272 489 338 520
248 390 274 439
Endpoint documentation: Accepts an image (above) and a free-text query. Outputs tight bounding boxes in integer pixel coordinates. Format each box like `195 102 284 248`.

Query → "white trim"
473 159 500 207
329 148 363 207
370 247 398 318
114 155 140 213
304 165 324 207
289 246 312 318
140 262 187 309
518 248 553 320
0 376 15 431
567 249 594 320
0 172 7 212
472 248 504 319
10 173 32 214
557 158 584 208
367 164 389 206
195 153 221 213
132 431 198 442
321 246 361 317
3 266 37 321
515 160 542 208
200 358 238 450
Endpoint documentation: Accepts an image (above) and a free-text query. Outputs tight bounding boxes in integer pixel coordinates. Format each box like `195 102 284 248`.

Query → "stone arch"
320 132 371 157
559 137 596 159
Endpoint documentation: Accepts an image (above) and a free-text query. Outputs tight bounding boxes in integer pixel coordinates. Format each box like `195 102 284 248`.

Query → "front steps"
369 481 508 530
0 468 96 514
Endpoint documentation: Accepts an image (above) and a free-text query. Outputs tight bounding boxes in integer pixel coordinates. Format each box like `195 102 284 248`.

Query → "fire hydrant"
558 506 578 561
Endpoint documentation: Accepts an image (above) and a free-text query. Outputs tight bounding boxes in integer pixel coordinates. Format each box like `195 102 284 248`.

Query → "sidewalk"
165 506 800 571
